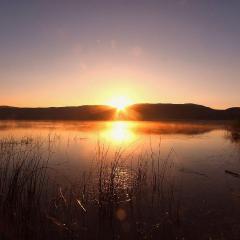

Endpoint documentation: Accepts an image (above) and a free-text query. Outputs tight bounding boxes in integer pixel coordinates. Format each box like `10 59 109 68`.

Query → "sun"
109 96 132 111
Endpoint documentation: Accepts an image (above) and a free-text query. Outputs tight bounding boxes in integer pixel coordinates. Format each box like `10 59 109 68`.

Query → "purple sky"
0 0 240 108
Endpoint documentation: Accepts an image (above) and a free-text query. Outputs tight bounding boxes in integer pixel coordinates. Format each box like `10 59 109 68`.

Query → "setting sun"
109 96 132 111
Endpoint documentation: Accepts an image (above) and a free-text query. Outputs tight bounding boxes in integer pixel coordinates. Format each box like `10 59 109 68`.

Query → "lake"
0 120 240 239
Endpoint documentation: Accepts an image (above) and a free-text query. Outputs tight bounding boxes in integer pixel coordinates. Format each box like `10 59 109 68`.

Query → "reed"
0 136 180 239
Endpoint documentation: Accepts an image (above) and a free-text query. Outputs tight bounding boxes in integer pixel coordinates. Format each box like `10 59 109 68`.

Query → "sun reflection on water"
102 121 136 143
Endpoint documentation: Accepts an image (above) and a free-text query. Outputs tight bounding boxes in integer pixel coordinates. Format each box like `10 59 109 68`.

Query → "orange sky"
1 1 240 109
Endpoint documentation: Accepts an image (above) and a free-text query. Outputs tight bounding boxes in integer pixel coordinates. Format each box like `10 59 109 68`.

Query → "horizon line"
1 103 239 111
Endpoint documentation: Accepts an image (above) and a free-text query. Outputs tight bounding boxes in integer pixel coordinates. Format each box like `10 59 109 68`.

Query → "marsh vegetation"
0 136 181 239
0 121 240 239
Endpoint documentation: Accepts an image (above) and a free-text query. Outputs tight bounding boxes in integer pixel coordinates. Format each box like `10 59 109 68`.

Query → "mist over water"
0 120 239 174
0 120 240 238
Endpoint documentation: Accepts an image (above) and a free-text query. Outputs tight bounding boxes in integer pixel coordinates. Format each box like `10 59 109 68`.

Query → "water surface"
1 120 240 238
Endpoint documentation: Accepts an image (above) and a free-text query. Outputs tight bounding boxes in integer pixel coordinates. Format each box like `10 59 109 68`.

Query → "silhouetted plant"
0 136 180 240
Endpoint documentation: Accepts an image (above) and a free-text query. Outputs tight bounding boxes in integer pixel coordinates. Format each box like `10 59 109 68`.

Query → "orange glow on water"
102 121 136 143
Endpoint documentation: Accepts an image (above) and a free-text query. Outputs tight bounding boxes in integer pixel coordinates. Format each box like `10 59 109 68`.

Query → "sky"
0 0 240 109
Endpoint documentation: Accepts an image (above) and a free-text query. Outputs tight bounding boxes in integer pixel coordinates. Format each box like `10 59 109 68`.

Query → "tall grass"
226 119 240 143
0 136 180 239
0 136 52 239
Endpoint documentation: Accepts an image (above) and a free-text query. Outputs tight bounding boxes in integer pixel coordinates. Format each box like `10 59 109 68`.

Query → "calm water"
0 120 239 178
1 120 240 237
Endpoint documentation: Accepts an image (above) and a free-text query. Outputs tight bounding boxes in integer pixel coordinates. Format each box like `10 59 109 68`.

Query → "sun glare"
109 96 132 111
102 121 135 143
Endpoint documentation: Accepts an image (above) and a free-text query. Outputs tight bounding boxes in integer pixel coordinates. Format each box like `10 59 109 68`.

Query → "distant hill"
0 105 115 120
0 104 239 121
124 104 240 121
